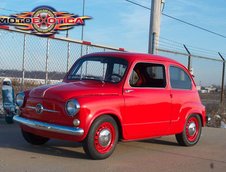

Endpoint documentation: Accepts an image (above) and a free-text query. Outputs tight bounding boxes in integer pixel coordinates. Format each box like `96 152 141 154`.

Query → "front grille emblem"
36 103 43 114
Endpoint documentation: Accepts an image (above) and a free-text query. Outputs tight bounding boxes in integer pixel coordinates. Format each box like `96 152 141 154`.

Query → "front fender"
76 95 125 140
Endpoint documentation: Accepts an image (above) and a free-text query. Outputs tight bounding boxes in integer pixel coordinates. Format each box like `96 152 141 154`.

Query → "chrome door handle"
124 89 134 93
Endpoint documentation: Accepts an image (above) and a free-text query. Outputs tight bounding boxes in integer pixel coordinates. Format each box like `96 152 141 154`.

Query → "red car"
14 52 206 159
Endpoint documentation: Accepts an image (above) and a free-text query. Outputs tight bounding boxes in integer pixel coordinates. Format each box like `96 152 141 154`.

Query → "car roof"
83 52 182 65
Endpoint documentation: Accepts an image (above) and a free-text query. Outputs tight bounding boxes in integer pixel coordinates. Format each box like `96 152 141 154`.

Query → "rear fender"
172 103 205 134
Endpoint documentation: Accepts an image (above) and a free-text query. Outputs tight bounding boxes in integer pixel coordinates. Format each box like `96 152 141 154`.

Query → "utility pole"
148 0 163 54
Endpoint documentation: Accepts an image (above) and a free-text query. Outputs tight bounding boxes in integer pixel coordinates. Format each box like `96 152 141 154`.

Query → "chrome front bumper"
13 115 84 136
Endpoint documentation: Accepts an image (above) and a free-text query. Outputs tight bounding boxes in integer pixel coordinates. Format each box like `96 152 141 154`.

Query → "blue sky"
1 0 226 52
0 0 226 85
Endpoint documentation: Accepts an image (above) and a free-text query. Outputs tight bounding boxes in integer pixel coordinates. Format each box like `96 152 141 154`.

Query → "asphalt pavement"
0 119 226 172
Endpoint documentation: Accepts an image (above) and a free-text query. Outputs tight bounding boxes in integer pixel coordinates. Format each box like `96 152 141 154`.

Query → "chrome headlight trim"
16 92 25 107
65 99 80 116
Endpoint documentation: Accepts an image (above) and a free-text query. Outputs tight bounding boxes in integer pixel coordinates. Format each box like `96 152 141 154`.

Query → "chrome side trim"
26 106 59 113
13 115 84 136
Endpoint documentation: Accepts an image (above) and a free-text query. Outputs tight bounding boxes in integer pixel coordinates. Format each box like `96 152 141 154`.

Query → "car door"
168 65 197 133
123 61 171 140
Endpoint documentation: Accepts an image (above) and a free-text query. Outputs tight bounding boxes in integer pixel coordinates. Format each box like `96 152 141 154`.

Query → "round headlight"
16 92 25 107
65 99 80 116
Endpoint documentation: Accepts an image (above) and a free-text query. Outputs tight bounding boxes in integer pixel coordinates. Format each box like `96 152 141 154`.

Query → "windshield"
68 56 128 83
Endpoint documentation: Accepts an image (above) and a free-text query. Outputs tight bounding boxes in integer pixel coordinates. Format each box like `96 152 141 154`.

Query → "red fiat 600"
14 52 206 159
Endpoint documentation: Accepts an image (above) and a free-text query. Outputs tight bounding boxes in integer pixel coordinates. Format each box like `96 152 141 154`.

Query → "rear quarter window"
169 66 192 90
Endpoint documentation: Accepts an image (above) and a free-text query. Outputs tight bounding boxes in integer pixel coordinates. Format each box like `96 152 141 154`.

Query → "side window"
111 63 127 82
169 66 192 89
129 63 166 88
113 63 127 76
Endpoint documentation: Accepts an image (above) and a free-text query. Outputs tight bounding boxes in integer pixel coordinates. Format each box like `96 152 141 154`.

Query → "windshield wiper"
82 76 105 83
68 75 80 80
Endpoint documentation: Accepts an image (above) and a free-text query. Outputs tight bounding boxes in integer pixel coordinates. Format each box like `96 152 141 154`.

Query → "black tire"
82 115 119 160
5 116 14 124
22 129 49 145
176 114 202 146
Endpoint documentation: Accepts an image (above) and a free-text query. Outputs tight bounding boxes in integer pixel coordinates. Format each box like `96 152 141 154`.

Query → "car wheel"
22 129 49 145
82 115 118 160
176 114 202 146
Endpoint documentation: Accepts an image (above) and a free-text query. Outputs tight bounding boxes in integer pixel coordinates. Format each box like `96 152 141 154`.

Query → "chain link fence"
0 27 124 117
0 28 225 127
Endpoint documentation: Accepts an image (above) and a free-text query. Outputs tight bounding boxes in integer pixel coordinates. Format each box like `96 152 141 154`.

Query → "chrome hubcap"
98 129 111 147
188 122 196 136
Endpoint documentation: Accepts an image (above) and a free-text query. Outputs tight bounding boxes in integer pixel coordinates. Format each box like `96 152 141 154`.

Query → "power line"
125 0 150 10
155 37 222 58
161 13 226 39
159 36 220 55
125 0 226 39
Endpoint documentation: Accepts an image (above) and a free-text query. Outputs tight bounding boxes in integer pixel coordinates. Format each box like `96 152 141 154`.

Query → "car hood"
29 81 120 101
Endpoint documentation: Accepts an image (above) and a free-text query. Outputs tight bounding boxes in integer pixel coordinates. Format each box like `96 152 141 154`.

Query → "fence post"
183 44 191 71
21 34 27 91
80 44 83 57
66 42 70 72
218 52 225 105
45 38 50 84
85 46 89 75
86 45 89 54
